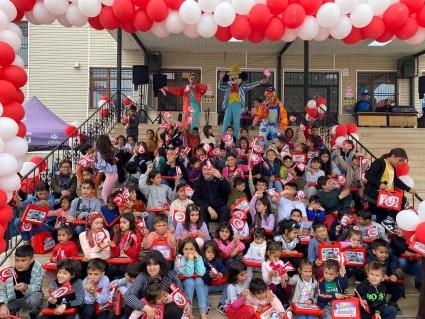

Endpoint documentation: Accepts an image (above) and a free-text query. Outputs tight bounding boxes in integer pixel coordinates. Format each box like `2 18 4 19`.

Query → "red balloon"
362 16 385 39
330 137 336 147
249 4 271 30
0 65 28 88
99 109 111 118
376 29 394 43
16 121 26 137
10 0 36 12
335 124 347 137
2 102 25 122
395 17 419 40
282 3 306 29
132 0 149 10
113 0 136 21
316 96 326 106
133 9 153 32
146 0 168 23
317 113 325 120
396 162 410 177
121 20 137 33
417 6 425 27
307 108 318 118
215 26 232 42
0 190 7 208
304 105 309 113
99 6 121 30
12 9 24 23
346 123 358 134
64 125 79 137
30 156 47 172
123 97 132 105
402 229 416 243
415 222 425 244
16 89 24 104
248 29 265 43
230 15 252 40
299 0 322 15
0 42 15 67
264 17 285 41
88 16 105 30
342 27 363 44
0 205 13 225
400 0 425 14
383 3 409 29
267 0 288 15
0 80 18 104
165 0 184 10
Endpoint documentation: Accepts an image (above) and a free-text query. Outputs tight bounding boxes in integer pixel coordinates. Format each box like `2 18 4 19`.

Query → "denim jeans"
267 179 283 192
206 283 227 305
182 277 208 314
398 257 422 284
385 281 405 304
361 304 397 319
145 213 155 232
297 315 317 319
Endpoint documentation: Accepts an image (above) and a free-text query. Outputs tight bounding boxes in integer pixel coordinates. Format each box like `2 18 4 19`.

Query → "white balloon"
0 118 18 139
307 100 317 109
44 0 69 15
6 23 22 37
0 173 21 192
25 10 41 25
78 0 102 18
165 11 185 34
66 4 88 27
335 0 358 14
347 133 359 144
314 27 330 41
367 0 391 15
0 103 2 117
214 2 236 27
335 136 346 147
297 16 320 41
56 13 73 27
330 15 352 39
0 29 21 52
98 99 108 108
32 2 56 25
399 175 414 188
70 121 80 127
0 138 3 153
183 24 199 38
316 3 340 28
305 114 313 121
151 23 170 38
405 27 425 45
199 0 219 13
396 209 421 231
0 0 17 21
179 0 202 25
12 54 24 68
0 11 9 31
350 4 373 28
197 13 218 38
16 158 23 172
331 125 338 135
6 191 12 203
0 154 18 177
418 201 425 221
20 162 39 177
3 137 28 158
318 104 327 113
232 0 254 15
282 28 298 42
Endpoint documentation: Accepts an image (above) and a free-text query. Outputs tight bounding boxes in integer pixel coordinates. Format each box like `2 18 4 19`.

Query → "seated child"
366 239 405 312
0 245 44 319
357 209 388 242
340 229 364 281
274 219 301 253
146 128 159 151
262 149 283 193
317 260 349 319
79 212 111 261
245 278 290 319
76 143 95 182
273 183 307 223
48 195 72 230
227 177 248 207
42 259 83 319
290 209 311 236
50 225 78 263
329 207 355 241
224 260 251 319
214 221 245 267
268 135 290 161
129 141 151 174
109 262 142 295
244 227 267 281
304 157 325 199
81 259 110 319
307 221 328 281
129 281 171 319
249 191 275 231
288 259 318 319
223 152 249 181
187 156 202 180
175 204 210 249
161 147 188 188
356 262 397 319
100 192 120 234
169 184 194 232
81 167 99 197
122 162 141 190
306 195 325 222
119 186 146 220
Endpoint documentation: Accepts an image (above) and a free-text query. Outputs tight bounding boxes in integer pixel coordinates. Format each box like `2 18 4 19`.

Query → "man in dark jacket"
192 161 231 225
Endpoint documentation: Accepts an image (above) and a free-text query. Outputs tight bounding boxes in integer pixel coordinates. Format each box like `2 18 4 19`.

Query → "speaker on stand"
132 65 149 123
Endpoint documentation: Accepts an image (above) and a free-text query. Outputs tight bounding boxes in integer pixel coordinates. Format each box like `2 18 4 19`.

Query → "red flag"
230 218 246 231
0 267 17 283
183 184 194 198
232 210 247 220
170 284 190 308
162 111 172 119
176 166 183 177
355 289 370 314
157 200 170 211
78 155 95 168
172 210 186 224
113 193 124 207
94 229 108 246
266 188 281 198
49 281 73 298
230 197 249 212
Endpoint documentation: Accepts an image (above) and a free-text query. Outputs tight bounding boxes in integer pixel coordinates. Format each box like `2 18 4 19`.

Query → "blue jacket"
317 276 349 308
203 258 227 285
218 80 261 109
262 159 281 178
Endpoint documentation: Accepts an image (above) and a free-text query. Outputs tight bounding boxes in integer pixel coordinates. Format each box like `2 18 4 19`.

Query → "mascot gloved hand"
218 65 267 138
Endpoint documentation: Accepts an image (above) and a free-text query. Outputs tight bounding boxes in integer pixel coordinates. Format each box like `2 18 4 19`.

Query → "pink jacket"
222 164 249 180
245 292 286 314
214 238 245 255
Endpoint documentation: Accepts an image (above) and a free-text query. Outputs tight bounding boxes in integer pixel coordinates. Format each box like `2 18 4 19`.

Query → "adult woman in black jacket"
363 148 416 233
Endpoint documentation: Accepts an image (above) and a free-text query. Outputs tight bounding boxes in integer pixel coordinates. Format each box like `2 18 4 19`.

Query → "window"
89 67 133 108
17 21 28 66
357 72 397 110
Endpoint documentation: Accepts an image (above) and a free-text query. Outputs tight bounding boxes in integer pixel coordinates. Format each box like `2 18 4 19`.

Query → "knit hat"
86 212 103 229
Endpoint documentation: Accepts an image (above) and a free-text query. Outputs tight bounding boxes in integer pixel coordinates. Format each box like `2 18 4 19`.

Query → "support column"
304 40 309 108
117 27 122 121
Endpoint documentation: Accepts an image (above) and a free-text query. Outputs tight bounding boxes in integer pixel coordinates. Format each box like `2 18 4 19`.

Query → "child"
183 127 201 149
366 239 405 312
268 135 290 161
201 124 216 146
187 157 202 180
288 259 319 319
161 147 188 188
357 209 388 242
249 191 275 231
339 229 365 281
244 227 267 281
222 152 249 181
216 146 227 172
0 245 44 319
152 148 166 172
129 281 170 319
303 125 324 150
214 221 245 267
306 195 325 222
390 225 422 290
109 262 142 295
169 184 194 228
174 237 208 319
262 149 283 192
284 127 299 151
220 125 237 151
274 219 301 253
81 259 110 319
126 104 139 141
261 241 291 305
175 204 210 249
139 163 177 231
224 260 252 319
304 157 325 199
227 177 249 207
119 186 146 220
329 208 355 241
48 195 72 229
42 259 83 319
245 278 290 319
79 212 111 261
307 221 328 281
356 262 397 319
123 162 141 190
108 213 142 278
81 167 99 197
202 240 227 315
100 192 120 233
273 183 307 222
129 141 151 174
50 225 78 262
290 209 311 236
67 179 101 237
146 128 159 151
236 136 250 165
279 155 299 188
127 135 137 152
317 259 349 319
76 143 95 183
318 149 340 177
95 134 118 204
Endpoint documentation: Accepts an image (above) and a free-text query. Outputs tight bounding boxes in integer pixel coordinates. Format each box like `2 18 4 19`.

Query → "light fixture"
368 39 393 47
74 61 81 69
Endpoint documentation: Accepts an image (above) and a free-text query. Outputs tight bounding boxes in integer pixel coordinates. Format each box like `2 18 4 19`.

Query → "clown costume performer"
256 87 288 145
162 73 208 132
218 65 267 138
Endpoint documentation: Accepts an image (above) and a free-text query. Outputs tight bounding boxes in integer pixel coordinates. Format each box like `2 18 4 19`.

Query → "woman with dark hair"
124 250 189 319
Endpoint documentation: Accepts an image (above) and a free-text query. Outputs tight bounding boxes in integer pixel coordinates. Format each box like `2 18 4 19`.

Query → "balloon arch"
1 0 425 251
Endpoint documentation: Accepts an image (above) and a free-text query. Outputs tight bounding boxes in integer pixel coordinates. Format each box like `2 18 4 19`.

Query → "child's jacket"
317 276 349 308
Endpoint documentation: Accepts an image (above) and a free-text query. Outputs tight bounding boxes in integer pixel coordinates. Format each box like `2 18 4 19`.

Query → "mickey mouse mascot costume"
218 65 267 137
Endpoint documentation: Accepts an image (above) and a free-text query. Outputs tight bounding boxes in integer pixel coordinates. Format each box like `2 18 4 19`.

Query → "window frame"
17 21 28 66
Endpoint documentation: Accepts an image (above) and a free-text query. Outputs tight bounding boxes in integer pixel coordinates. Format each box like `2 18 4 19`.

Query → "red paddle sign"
172 210 186 224
230 217 246 231
162 111 172 119
78 155 95 168
0 267 17 283
95 229 108 246
170 284 189 308
184 184 194 198
366 226 378 237
49 282 73 298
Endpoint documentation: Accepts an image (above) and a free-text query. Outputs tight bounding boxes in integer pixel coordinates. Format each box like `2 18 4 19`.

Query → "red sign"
230 218 246 231
172 210 186 224
184 184 194 198
0 267 17 283
49 282 73 298
95 229 108 246
162 111 172 119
